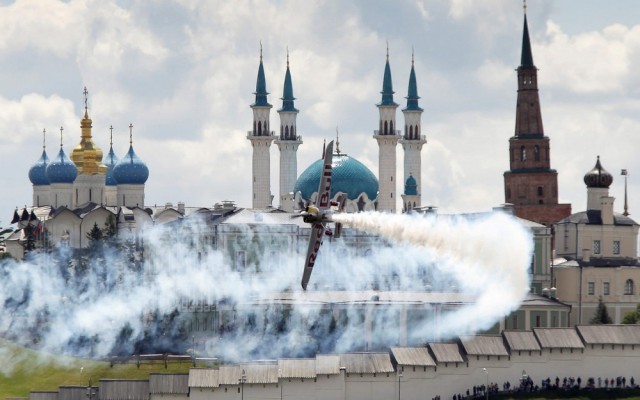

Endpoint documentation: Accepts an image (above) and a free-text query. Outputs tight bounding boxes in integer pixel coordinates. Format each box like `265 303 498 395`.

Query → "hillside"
0 338 191 399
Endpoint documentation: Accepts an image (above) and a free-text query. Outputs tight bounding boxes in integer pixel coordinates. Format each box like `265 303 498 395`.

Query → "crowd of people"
442 374 638 400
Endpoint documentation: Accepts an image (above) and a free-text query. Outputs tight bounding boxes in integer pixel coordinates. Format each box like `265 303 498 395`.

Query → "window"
625 279 634 295
603 282 610 296
534 145 540 161
593 240 601 255
520 146 526 161
613 240 621 255
587 282 595 296
537 186 544 196
535 315 541 328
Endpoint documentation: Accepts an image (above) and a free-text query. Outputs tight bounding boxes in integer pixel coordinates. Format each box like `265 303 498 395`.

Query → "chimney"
178 201 185 214
600 196 614 225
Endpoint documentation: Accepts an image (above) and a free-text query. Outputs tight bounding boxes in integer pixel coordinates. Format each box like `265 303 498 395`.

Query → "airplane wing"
301 222 325 290
316 140 334 211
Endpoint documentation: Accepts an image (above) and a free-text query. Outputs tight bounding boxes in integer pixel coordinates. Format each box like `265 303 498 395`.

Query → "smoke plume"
0 210 532 371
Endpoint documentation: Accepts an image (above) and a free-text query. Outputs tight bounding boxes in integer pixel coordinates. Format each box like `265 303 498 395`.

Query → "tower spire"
253 43 271 107
129 123 133 145
59 126 64 148
379 46 398 106
42 128 46 150
622 169 629 216
110 125 114 147
520 10 535 69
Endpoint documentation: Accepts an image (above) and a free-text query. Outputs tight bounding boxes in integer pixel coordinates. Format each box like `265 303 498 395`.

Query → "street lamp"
482 368 489 400
239 369 247 400
398 371 403 400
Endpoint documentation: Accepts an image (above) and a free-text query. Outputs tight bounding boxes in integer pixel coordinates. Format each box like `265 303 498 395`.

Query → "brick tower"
503 12 570 226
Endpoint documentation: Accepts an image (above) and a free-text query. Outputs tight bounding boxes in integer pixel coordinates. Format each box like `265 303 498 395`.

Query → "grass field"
0 338 192 399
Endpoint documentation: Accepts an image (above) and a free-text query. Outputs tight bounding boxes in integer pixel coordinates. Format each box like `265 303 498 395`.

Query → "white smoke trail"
0 210 532 372
332 211 533 337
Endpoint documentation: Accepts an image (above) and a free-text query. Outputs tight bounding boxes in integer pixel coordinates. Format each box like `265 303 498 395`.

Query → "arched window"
253 121 256 134
390 121 394 133
534 145 540 161
258 121 262 136
285 125 289 138
625 279 634 295
404 125 408 136
520 145 526 161
415 125 419 139
409 125 413 138
384 121 388 135
537 186 544 196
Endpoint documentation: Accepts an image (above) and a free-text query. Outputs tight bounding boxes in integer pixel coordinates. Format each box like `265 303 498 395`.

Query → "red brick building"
503 13 571 227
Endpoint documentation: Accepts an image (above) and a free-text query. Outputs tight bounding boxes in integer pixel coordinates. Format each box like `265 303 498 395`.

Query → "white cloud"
536 21 640 94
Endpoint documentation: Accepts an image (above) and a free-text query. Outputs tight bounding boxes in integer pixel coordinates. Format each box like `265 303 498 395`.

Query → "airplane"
294 140 347 290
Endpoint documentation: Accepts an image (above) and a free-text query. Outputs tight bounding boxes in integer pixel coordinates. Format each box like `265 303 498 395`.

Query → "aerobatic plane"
294 140 347 290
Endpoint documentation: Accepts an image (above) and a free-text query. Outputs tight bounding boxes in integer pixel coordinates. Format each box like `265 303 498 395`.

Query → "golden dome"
70 94 107 175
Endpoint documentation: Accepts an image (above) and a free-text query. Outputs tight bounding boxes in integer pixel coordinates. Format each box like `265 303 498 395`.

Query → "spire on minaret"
379 45 398 107
404 50 423 112
42 128 46 150
279 47 298 113
253 42 271 107
129 123 133 145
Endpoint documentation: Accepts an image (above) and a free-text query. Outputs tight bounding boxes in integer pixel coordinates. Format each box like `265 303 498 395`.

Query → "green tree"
590 296 613 324
87 222 104 247
622 303 640 324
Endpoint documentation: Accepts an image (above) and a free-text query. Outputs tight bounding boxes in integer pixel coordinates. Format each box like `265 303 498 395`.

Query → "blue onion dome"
103 145 120 186
294 152 378 200
584 156 613 188
404 175 417 196
113 145 149 184
29 150 50 185
46 148 78 184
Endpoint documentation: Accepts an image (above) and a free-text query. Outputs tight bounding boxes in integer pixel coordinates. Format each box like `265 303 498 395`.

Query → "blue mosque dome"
28 150 50 186
294 152 378 201
404 175 417 195
103 145 120 186
46 148 78 184
113 145 149 185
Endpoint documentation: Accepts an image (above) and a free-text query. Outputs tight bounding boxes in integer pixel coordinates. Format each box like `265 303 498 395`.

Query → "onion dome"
70 88 107 175
29 150 50 186
584 156 613 188
113 145 149 185
103 145 119 186
294 152 378 200
404 175 417 196
46 148 78 184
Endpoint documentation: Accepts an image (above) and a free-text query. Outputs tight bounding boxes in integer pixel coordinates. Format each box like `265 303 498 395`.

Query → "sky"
1 0 640 224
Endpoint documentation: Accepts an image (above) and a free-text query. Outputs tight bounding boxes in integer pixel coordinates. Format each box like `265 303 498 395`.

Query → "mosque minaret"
274 50 302 212
373 47 400 213
400 53 427 212
248 46 275 209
